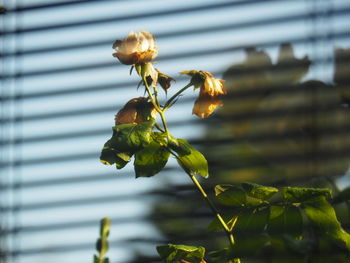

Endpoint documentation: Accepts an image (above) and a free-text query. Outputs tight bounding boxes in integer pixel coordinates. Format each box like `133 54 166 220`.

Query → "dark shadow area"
145 44 350 263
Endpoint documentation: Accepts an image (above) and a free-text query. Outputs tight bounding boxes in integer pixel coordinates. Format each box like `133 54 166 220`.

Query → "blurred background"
1 0 350 262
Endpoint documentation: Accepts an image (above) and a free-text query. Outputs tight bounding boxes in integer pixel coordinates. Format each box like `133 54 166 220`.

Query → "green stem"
159 111 170 136
164 82 193 110
142 76 170 137
188 173 235 247
153 86 161 108
142 76 160 112
154 122 165 133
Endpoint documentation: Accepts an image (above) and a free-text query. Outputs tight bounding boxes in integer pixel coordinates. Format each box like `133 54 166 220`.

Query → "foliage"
157 244 206 263
208 183 350 262
96 31 350 263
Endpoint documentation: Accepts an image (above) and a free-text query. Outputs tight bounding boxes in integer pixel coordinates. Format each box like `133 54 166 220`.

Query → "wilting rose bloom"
181 70 227 118
193 94 223 118
115 97 156 125
200 71 226 96
112 31 158 65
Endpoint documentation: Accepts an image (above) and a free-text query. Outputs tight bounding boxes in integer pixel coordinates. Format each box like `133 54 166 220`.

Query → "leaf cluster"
156 184 350 263
157 244 206 263
208 183 350 262
100 120 208 178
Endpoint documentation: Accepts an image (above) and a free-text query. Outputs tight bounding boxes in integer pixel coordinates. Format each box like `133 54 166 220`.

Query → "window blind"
1 0 350 262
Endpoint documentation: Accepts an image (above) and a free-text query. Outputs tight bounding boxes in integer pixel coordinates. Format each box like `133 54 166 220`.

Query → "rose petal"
192 95 223 118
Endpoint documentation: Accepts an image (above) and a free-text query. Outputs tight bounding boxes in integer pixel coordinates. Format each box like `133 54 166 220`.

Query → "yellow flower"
192 94 223 118
112 31 158 65
115 97 156 125
200 71 226 97
181 70 227 118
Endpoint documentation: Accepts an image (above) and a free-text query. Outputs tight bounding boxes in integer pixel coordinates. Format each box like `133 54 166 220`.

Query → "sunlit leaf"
100 136 134 169
241 182 278 200
302 196 350 251
100 146 130 169
214 184 246 207
173 139 208 178
152 132 168 146
282 187 332 203
168 137 191 156
100 120 155 169
134 141 170 177
114 119 155 149
156 244 205 263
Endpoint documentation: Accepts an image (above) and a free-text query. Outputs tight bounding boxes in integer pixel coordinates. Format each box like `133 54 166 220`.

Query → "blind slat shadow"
3 7 349 56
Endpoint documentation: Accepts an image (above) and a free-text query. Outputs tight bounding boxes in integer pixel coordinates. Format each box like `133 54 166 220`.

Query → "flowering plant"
96 31 350 263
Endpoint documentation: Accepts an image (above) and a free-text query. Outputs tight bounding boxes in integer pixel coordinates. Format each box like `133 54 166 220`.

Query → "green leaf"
152 132 168 146
333 186 350 204
168 137 191 156
302 196 350 251
234 207 269 238
104 258 110 263
241 182 278 200
282 187 332 203
100 217 111 238
174 139 208 178
214 184 246 207
93 255 99 263
214 184 266 207
134 141 170 177
100 120 155 169
111 119 155 150
245 195 266 207
100 146 130 169
267 205 303 238
156 244 205 263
